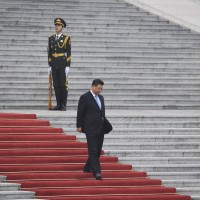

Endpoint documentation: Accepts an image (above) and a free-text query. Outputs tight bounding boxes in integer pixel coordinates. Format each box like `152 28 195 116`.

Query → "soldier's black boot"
51 105 61 110
61 104 66 111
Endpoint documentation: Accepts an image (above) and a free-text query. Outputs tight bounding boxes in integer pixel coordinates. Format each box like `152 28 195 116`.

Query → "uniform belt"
52 53 65 58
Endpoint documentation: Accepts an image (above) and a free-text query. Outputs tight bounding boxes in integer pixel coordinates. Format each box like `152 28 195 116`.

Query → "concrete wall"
124 0 200 33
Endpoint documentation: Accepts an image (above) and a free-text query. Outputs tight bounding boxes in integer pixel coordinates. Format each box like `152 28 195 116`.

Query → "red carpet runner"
0 112 191 200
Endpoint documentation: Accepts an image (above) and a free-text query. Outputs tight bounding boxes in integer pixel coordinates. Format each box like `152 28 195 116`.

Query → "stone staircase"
0 175 36 199
1 0 200 199
35 110 200 200
1 0 200 110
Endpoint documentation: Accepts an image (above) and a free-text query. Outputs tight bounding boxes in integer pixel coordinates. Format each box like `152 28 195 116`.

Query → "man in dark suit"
76 79 105 180
48 18 71 111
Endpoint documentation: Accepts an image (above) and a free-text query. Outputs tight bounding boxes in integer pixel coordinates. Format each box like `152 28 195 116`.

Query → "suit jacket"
76 91 105 135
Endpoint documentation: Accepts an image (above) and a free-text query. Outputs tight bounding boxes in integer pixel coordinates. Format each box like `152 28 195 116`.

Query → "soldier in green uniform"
48 18 71 111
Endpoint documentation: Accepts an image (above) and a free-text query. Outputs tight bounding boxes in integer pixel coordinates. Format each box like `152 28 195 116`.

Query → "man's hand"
48 67 52 75
77 127 82 133
65 67 70 76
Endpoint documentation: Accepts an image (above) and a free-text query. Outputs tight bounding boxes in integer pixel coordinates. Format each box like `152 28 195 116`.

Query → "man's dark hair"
92 79 104 86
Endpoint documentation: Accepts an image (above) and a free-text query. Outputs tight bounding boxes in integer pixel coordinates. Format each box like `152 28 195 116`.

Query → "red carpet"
0 112 191 200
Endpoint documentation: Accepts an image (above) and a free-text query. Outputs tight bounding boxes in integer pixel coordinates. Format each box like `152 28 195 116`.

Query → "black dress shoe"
51 105 61 110
61 105 66 111
95 173 102 180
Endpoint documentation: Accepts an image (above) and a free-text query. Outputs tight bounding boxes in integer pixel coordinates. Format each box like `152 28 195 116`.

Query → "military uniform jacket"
48 34 71 69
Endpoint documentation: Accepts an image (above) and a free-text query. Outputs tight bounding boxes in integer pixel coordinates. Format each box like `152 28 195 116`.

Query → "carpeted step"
0 111 192 199
0 182 20 191
28 186 177 196
0 149 90 156
0 156 118 164
0 127 63 133
0 141 87 149
0 163 132 172
19 178 162 188
45 194 191 200
0 134 76 141
5 171 147 180
0 119 49 126
0 113 36 119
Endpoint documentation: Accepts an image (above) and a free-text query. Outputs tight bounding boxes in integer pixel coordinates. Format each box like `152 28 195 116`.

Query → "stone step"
2 76 200 85
38 114 200 122
2 95 200 104
64 128 200 136
1 87 200 94
1 19 175 26
0 17 171 24
1 23 184 31
1 34 200 42
2 78 200 84
109 121 200 128
0 0 128 2
164 180 200 187
0 176 6 182
3 99 200 106
102 142 200 150
177 188 200 196
2 79 200 88
1 53 200 60
133 164 200 172
12 110 200 120
2 60 200 67
2 104 200 110
0 10 152 18
0 4 138 10
0 0 131 3
0 191 35 199
0 16 173 25
0 5 147 13
0 14 162 22
105 150 200 157
1 94 200 102
3 26 185 34
2 70 200 78
118 157 200 165
149 172 200 180
1 50 200 58
2 42 199 50
2 45 200 54
2 67 200 74
73 131 200 139
2 52 200 59
2 94 200 102
0 25 190 34
0 91 200 101
1 30 199 38
1 38 199 47
0 183 20 191
10 90 199 97
2 37 200 45
6 54 199 64
2 63 200 69
2 38 198 45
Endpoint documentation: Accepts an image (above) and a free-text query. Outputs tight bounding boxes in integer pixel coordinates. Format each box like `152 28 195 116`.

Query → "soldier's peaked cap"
54 18 66 28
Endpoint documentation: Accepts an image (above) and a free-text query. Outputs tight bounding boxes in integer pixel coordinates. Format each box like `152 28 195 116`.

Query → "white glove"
48 67 52 75
65 67 70 76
